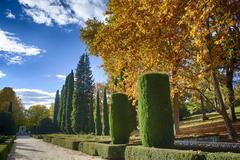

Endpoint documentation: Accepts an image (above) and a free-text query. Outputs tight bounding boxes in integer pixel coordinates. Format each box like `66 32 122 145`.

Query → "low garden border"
38 134 240 160
79 142 126 160
0 136 15 160
174 140 240 153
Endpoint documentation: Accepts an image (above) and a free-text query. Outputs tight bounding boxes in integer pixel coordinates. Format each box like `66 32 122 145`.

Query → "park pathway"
7 136 103 160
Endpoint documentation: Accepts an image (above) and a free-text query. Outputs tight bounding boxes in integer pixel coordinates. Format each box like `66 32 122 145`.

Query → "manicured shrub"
138 73 174 148
174 141 240 153
80 142 126 160
110 93 131 144
206 152 240 160
43 136 53 143
125 146 205 160
51 138 80 150
32 135 43 139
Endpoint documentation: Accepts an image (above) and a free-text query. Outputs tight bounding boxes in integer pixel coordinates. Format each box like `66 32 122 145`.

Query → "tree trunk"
173 93 180 135
226 66 237 121
200 93 208 121
211 70 238 140
205 17 237 140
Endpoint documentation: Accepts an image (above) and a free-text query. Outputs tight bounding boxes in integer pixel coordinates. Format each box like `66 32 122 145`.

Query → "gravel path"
7 136 103 160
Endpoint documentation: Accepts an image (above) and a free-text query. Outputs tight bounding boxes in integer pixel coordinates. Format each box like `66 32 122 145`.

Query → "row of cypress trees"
92 88 109 135
53 54 109 135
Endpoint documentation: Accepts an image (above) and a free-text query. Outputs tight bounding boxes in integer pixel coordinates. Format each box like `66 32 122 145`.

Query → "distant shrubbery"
179 105 191 120
31 118 56 134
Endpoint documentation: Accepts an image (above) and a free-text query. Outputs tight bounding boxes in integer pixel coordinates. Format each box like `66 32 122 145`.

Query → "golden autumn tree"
0 87 26 126
81 0 196 133
81 0 239 139
180 0 240 140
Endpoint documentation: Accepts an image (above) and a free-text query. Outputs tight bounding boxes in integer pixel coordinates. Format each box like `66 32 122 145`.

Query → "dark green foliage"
206 152 240 160
72 54 94 133
0 111 16 135
138 73 174 148
0 136 15 160
83 54 94 133
88 99 95 134
179 105 191 120
110 93 131 144
65 71 74 133
103 88 109 135
61 75 70 131
80 142 126 160
95 90 102 135
37 117 56 134
71 90 82 133
7 102 13 113
53 90 60 128
57 85 64 129
129 101 137 132
71 55 85 134
125 146 205 160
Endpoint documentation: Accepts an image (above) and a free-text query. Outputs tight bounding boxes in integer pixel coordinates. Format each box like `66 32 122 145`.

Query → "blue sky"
0 0 108 108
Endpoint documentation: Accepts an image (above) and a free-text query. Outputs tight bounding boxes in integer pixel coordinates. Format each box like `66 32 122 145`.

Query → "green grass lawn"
180 106 240 128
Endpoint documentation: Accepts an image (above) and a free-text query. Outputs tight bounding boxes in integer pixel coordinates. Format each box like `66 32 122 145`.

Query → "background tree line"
0 87 55 135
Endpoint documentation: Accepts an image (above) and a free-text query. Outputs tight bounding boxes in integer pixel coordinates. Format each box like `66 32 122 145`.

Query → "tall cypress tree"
53 90 60 128
88 98 95 134
8 102 13 113
83 54 94 133
95 90 102 135
58 85 64 129
65 71 74 133
103 88 109 135
72 55 85 133
61 74 69 132
71 53 94 134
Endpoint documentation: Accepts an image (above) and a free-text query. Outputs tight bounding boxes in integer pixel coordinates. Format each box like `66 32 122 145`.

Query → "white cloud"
5 9 16 19
56 74 66 80
18 0 106 26
0 71 6 78
0 29 44 64
14 88 55 108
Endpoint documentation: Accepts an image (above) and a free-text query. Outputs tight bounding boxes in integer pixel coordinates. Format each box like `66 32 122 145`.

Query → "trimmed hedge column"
138 73 174 148
110 93 131 144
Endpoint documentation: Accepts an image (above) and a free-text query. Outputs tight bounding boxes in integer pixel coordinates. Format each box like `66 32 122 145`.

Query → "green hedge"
138 73 174 148
174 141 240 153
80 142 126 160
40 134 240 160
205 152 240 160
51 138 80 150
125 146 205 160
32 135 43 139
43 136 53 143
110 93 131 144
0 136 15 160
